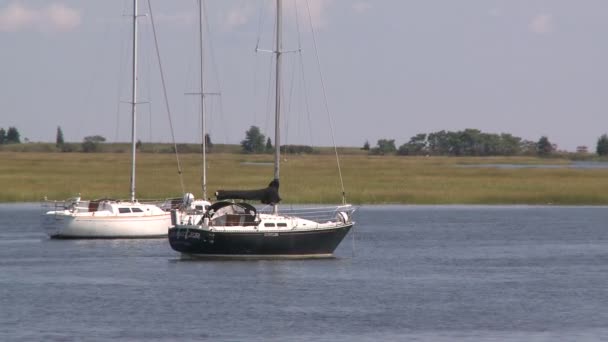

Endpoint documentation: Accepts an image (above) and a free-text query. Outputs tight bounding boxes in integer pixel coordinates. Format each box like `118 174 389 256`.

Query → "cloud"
288 0 332 29
529 13 554 34
0 2 81 32
0 3 36 31
223 3 255 31
46 4 80 31
221 1 332 32
352 2 372 14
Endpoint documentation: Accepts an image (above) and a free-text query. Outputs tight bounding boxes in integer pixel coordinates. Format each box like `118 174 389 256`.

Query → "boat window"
277 223 288 227
118 208 131 214
132 208 143 213
264 223 275 227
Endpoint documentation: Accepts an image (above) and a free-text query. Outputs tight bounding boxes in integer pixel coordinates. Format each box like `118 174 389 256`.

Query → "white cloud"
0 3 36 31
46 4 81 31
0 2 81 32
221 0 257 31
224 4 254 31
352 2 372 14
288 0 331 29
221 1 332 32
529 13 554 34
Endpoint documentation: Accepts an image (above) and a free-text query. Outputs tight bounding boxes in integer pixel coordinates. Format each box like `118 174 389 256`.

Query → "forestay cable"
147 0 185 193
304 0 346 204
202 0 228 144
294 2 314 147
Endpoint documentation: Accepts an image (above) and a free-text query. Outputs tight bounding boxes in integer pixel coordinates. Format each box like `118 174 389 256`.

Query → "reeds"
2 152 607 204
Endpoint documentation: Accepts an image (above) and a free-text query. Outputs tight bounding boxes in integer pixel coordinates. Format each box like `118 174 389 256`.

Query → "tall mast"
198 0 207 200
129 0 139 202
273 0 282 213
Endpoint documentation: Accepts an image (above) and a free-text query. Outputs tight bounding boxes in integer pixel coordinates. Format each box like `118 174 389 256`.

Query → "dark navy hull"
168 225 353 258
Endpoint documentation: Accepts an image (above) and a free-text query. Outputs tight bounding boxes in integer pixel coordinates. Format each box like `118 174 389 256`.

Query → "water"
2 204 608 341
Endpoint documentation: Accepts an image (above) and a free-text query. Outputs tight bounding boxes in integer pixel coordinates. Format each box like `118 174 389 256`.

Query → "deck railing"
41 197 184 212
257 204 356 223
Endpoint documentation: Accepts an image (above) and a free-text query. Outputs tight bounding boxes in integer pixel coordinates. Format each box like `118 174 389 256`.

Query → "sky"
1 0 608 151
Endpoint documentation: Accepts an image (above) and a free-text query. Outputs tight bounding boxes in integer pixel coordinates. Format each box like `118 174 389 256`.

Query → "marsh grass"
2 152 608 204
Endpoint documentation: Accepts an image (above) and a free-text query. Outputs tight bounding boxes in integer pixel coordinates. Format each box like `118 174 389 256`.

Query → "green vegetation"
377 129 540 156
537 136 553 156
362 140 370 151
597 134 608 156
371 139 397 155
205 134 213 148
55 126 64 148
82 135 107 153
2 151 608 204
241 126 266 153
0 126 21 144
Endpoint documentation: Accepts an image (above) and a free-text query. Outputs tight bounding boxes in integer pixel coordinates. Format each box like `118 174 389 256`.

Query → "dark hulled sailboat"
168 0 355 259
169 182 355 258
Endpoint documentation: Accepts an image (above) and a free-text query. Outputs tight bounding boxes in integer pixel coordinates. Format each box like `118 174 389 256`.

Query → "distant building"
576 145 588 153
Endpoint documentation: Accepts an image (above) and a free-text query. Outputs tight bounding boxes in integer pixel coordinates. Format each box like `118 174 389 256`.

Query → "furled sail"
216 179 281 205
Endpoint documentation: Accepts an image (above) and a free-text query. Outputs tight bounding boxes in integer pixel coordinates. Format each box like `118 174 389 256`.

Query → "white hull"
44 199 174 239
44 212 171 239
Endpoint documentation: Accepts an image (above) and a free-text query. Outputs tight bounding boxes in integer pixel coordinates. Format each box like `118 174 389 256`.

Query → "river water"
1 204 608 341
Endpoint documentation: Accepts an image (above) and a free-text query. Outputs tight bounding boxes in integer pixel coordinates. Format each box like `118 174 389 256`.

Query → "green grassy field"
2 151 608 204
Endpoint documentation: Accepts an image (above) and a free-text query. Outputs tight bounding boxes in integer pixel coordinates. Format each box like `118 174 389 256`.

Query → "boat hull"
168 224 353 258
44 213 172 239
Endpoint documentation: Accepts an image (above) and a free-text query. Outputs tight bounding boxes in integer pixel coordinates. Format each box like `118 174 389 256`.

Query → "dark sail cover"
216 179 281 205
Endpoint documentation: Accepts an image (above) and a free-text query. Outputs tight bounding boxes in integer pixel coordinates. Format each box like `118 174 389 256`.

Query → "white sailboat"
43 0 173 239
168 0 355 258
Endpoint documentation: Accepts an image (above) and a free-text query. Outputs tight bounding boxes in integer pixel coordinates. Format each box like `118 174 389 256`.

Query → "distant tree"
499 133 522 156
5 127 20 144
0 128 5 145
408 129 530 156
398 133 427 156
56 126 64 147
241 126 266 153
136 139 142 150
205 133 213 148
520 139 537 156
265 137 273 152
362 140 370 151
597 134 608 156
371 139 397 155
82 135 106 153
427 130 451 155
536 136 553 156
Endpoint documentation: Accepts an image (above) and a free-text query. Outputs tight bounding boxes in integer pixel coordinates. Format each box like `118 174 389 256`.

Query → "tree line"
364 129 608 157
6 125 608 157
239 125 314 154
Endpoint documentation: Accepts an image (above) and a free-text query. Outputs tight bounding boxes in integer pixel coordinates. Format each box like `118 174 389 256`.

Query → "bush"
81 135 106 153
280 145 315 154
